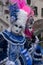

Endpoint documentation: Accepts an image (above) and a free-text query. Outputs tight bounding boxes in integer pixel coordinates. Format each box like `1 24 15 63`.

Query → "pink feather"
22 5 34 16
9 0 27 8
9 0 34 16
17 0 27 8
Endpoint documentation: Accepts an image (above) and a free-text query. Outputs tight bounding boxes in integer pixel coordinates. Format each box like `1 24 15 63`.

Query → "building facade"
0 0 43 31
31 0 43 21
27 0 43 41
0 0 10 31
27 0 43 30
27 0 43 21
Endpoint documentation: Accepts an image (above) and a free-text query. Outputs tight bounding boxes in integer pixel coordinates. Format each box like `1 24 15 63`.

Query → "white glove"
35 36 39 43
5 60 15 65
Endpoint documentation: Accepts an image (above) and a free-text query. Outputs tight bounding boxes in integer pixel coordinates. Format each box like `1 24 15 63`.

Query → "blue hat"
9 3 19 23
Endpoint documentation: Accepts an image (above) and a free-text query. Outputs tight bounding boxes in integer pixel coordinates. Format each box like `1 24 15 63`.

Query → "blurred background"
0 0 43 47
0 0 43 65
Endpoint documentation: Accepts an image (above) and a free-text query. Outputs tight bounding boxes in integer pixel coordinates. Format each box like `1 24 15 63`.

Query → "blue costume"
33 45 43 65
9 3 19 23
0 33 8 64
1 30 32 65
0 2 32 65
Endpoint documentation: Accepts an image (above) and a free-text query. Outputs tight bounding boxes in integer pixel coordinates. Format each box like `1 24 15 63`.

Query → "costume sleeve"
31 34 36 43
0 33 8 62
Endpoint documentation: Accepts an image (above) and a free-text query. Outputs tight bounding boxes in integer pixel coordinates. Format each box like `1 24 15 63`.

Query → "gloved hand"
5 60 15 65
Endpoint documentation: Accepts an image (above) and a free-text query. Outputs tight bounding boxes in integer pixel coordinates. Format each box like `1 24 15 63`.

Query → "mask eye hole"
30 21 33 25
29 26 31 29
15 24 18 27
19 26 22 28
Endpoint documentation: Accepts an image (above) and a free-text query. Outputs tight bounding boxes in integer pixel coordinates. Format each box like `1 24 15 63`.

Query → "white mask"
11 22 23 34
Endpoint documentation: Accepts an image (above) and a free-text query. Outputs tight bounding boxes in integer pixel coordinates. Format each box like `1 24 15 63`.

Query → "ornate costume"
1 0 32 65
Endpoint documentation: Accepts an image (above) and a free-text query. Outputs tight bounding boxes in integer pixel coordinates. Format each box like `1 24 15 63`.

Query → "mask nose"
16 30 18 32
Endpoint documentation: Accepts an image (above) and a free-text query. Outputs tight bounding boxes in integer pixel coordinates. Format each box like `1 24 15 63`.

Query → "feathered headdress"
9 0 34 27
9 3 19 23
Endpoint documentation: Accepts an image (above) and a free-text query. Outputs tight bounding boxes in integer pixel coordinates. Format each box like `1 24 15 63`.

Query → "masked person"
24 9 39 55
24 8 42 65
1 2 33 65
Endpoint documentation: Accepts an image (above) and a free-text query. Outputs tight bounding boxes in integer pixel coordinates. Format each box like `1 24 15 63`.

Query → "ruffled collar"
2 30 25 44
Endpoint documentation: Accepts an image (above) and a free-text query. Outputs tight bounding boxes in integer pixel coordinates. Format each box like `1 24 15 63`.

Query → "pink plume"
22 5 32 16
9 0 27 8
22 5 34 16
17 0 27 8
9 0 34 16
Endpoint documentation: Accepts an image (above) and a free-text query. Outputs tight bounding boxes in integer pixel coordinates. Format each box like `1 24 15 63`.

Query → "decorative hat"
17 5 34 28
16 9 28 28
9 0 34 28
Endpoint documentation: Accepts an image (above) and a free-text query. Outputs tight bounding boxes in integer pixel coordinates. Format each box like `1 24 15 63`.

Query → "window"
27 0 31 5
5 0 9 6
4 10 9 14
41 8 43 17
34 6 38 16
0 1 3 5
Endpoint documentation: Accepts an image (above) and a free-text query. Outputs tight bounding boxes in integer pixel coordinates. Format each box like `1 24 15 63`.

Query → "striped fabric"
33 45 42 65
1 30 32 65
21 48 32 65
